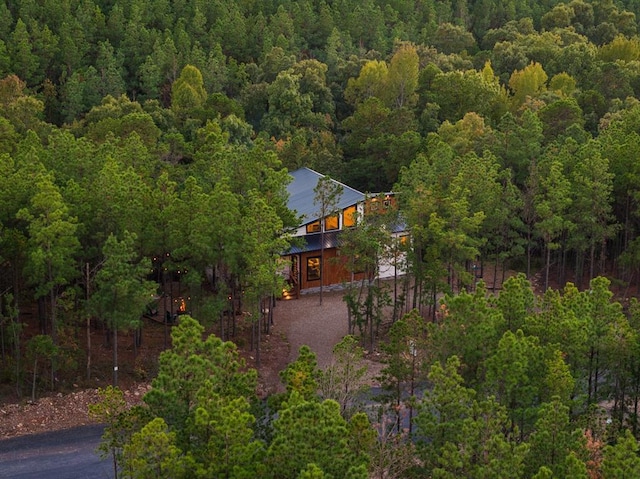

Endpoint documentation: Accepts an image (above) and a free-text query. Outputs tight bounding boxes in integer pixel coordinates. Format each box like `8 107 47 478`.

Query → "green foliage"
8 3 640 475
109 315 264 476
88 386 151 476
485 329 543 437
17 172 80 345
265 394 371 479
171 65 207 116
121 417 190 479
431 68 508 125
261 70 326 139
601 429 640 478
25 334 57 401
415 355 529 476
538 97 585 142
279 345 320 402
145 314 257 411
432 283 505 386
524 396 587 478
189 388 264 478
90 232 155 334
318 335 370 417
416 356 477 466
313 175 343 303
431 23 477 55
599 36 640 62
508 61 548 109
344 60 388 107
497 273 535 332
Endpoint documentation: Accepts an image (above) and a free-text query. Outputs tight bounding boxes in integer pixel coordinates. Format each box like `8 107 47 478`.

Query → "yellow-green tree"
383 43 419 109
509 62 548 110
171 64 207 116
344 60 388 107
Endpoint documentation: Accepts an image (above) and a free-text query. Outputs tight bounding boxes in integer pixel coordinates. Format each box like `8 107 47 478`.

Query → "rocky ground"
0 383 151 439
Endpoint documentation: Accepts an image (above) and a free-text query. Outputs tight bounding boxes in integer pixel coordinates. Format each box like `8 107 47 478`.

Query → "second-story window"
343 205 356 228
306 221 321 233
324 214 339 231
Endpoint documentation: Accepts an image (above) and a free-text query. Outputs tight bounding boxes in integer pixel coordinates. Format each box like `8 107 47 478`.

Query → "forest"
3 0 640 476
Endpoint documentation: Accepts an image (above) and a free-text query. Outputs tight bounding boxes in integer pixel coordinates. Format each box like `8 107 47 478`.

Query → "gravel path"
271 288 384 389
274 289 349 368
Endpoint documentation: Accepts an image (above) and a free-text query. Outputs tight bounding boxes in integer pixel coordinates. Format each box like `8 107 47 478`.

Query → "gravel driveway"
274 289 350 368
271 288 384 387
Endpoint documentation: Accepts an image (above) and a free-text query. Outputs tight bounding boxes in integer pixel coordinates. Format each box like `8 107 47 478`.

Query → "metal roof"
285 231 341 255
287 168 365 225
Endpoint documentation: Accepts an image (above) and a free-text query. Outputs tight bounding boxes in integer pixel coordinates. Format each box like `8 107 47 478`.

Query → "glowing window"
343 205 357 227
324 214 339 231
307 256 321 281
306 221 321 234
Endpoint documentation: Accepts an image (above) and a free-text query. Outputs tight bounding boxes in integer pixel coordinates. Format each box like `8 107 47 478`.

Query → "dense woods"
5 0 640 476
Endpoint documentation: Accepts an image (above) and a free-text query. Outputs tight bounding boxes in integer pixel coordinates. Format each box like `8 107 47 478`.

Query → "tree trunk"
492 260 498 292
431 283 437 323
526 228 532 279
501 260 507 286
31 357 38 402
48 262 57 346
112 447 119 479
599 237 607 278
412 249 420 310
257 304 261 368
320 230 325 305
86 263 91 380
544 243 551 291
393 255 399 323
1 318 5 362
575 251 584 290
133 328 139 359
368 284 375 351
38 296 46 335
347 271 354 334
588 347 594 404
589 242 596 283
112 328 118 387
594 348 600 403
12 319 22 398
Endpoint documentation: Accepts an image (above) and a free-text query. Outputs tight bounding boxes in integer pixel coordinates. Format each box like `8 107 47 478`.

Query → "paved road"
0 425 114 479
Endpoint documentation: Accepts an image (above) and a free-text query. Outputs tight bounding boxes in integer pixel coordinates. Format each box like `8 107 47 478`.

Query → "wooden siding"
299 248 366 290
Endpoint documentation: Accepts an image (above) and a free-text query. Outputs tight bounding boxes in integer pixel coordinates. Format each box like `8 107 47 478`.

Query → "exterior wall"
282 244 404 297
295 249 365 291
301 248 338 290
378 233 409 279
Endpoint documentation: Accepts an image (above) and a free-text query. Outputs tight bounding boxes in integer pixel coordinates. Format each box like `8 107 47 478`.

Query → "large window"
307 256 321 281
343 205 357 227
306 221 321 233
307 215 339 233
324 214 339 231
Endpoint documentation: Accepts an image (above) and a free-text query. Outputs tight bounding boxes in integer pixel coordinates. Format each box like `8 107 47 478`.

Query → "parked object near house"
281 168 407 298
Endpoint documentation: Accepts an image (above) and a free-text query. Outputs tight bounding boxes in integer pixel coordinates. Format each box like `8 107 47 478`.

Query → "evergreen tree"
265 393 372 479
89 232 156 385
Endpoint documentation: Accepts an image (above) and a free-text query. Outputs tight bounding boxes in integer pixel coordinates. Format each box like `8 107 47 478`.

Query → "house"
281 168 406 298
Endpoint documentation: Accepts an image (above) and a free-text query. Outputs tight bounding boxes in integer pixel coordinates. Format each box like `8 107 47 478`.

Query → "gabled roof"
287 168 365 225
